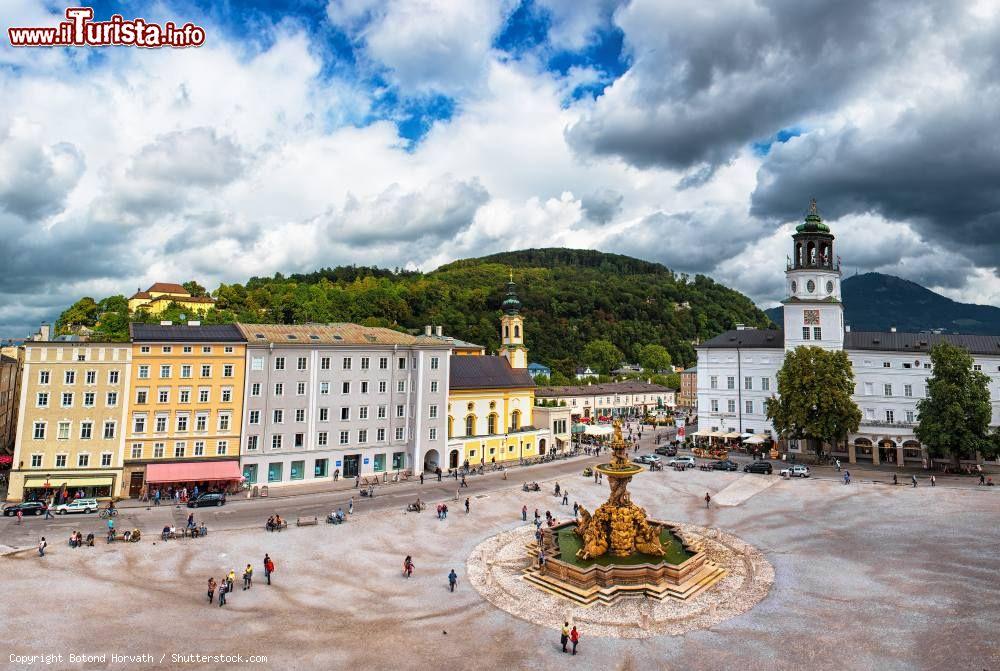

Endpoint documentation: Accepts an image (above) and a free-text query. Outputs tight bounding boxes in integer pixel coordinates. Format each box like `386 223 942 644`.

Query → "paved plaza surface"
2 451 998 671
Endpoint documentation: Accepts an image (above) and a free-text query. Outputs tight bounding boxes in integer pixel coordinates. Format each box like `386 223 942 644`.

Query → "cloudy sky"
2 0 1000 338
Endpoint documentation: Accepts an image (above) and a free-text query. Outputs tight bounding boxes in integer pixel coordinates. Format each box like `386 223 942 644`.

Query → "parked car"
54 498 99 514
634 454 661 465
711 459 740 472
2 501 48 517
779 464 811 478
667 455 696 466
743 461 774 475
187 492 226 508
655 445 677 457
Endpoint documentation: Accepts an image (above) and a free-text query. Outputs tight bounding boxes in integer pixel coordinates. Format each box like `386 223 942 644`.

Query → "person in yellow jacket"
243 564 253 590
227 569 236 594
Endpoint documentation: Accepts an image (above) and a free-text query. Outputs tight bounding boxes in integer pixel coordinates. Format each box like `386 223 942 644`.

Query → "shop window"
268 462 283 482
314 459 328 477
290 460 305 480
373 453 386 472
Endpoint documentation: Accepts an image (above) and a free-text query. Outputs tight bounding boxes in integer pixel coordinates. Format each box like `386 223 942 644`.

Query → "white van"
55 498 99 514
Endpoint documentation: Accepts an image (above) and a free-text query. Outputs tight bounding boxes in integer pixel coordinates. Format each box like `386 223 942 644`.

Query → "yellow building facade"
123 323 245 498
6 342 131 502
443 278 550 469
128 282 215 315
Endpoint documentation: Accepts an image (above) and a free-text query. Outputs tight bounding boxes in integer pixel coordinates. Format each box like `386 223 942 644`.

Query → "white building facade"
697 201 1000 465
237 324 452 487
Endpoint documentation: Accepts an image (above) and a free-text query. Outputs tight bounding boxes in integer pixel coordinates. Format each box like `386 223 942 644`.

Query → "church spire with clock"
783 199 844 351
498 271 528 369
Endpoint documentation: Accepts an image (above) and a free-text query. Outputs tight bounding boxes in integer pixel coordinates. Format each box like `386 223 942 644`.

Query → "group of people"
265 514 285 532
68 530 95 547
209 554 275 607
435 503 450 519
401 554 459 593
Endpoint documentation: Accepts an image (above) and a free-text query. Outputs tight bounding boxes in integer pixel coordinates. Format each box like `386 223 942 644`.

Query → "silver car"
779 465 811 478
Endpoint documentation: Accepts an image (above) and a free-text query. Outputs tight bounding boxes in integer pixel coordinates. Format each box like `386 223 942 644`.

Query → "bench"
296 516 318 527
265 520 288 532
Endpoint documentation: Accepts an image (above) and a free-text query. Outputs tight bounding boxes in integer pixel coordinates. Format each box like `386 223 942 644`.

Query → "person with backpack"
264 554 274 585
243 564 253 590
448 569 458 592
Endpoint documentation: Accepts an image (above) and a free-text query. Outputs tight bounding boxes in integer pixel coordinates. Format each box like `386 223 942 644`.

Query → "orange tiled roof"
147 282 189 294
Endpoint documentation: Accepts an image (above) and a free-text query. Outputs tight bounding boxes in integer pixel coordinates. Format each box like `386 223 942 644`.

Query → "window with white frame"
221 387 233 403
83 392 95 407
36 392 49 407
379 357 388 369
103 421 116 439
398 357 406 370
200 364 211 378
904 384 913 397
317 432 328 446
359 406 369 420
321 356 331 370
361 357 370 370
251 383 261 396
710 399 718 412
246 436 259 451
340 407 350 421
223 364 234 377
181 364 192 379
131 444 142 459
108 370 120 384
761 377 770 391
197 410 210 429
218 413 231 431
155 415 167 432
319 407 329 421
429 427 437 440
727 399 736 413
178 389 190 404
64 370 76 384
58 421 70 440
138 365 150 379
194 441 205 456
160 365 171 378
297 382 306 396
272 435 283 450
101 452 112 467
30 454 42 468
297 357 307 371
342 381 350 394
56 453 67 467
295 408 305 423
153 443 164 458
377 428 386 442
106 391 118 407
726 376 735 390
884 384 892 396
394 427 404 440
80 421 93 439
251 357 264 371
358 429 368 444
158 389 169 403
378 381 387 393
745 400 753 414
39 370 50 384
176 414 188 432
339 430 349 445
274 383 284 396
199 388 210 403
77 453 90 467
429 404 438 419
273 409 284 424
216 440 228 456
162 346 172 353
397 380 406 393
319 382 330 395
430 381 439 393
133 415 146 433
85 370 97 385
274 357 285 371
378 405 387 419
61 392 74 407
174 442 186 458
744 377 752 390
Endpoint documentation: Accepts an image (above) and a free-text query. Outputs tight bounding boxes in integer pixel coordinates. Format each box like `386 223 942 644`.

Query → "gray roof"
536 381 676 397
699 329 784 349
130 323 245 343
682 366 698 373
449 356 535 390
845 331 1000 356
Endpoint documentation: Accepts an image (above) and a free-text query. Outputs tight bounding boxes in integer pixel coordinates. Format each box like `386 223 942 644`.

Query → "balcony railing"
860 419 916 428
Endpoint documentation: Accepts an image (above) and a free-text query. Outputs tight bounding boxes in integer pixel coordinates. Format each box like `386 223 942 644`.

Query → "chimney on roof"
424 325 432 336
39 322 51 341
845 324 851 333
160 320 172 326
736 323 747 331
188 320 201 326
890 326 897 333
435 325 443 337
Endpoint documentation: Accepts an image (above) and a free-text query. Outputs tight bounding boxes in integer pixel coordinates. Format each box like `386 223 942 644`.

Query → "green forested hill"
56 248 770 372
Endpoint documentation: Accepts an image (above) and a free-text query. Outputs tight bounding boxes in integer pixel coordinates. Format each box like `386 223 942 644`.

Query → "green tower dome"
502 271 521 315
796 198 831 233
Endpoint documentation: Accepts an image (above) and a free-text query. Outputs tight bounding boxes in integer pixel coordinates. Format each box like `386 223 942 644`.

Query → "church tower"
499 272 528 369
783 199 844 351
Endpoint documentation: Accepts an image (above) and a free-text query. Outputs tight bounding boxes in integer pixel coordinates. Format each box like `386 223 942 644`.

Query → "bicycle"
98 508 119 519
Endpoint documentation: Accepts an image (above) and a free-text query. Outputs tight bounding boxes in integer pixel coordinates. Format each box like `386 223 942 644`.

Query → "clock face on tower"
803 309 820 325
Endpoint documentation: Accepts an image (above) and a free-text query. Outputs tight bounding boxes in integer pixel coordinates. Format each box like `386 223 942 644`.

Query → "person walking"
448 569 458 592
348 497 354 515
560 622 570 653
521 505 528 521
355 475 360 489
243 564 253 590
207 577 217 604
930 475 936 487
464 498 470 514
705 492 711 508
570 625 580 655
154 489 161 506
44 504 53 520
893 473 898 486
460 474 468 488
420 472 424 485
218 579 227 607
573 502 579 517
38 537 46 557
442 504 449 519
911 475 918 488
554 482 560 497
403 555 414 578
226 569 236 595
264 555 274 585
16 509 23 526
980 473 987 486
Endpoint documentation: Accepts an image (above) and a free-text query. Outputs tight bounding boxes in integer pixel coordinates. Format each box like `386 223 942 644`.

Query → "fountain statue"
574 420 668 559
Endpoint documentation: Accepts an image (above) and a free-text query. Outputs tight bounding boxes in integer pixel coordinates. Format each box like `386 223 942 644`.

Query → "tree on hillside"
916 342 998 464
638 344 672 374
56 297 100 332
183 280 207 297
581 340 623 376
766 346 860 457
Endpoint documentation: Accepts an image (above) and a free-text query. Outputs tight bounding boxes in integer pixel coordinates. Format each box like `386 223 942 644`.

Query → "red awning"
145 461 243 484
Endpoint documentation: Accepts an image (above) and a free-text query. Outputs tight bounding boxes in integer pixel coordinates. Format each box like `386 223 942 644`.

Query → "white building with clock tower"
696 201 1000 467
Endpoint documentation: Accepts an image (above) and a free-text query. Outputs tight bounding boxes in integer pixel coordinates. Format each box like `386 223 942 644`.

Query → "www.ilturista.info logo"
8 7 205 48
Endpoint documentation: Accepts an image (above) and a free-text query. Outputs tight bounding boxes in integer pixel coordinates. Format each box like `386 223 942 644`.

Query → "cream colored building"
6 342 131 502
128 282 215 315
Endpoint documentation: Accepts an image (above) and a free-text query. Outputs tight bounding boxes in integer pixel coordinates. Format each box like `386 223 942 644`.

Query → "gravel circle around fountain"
466 521 774 639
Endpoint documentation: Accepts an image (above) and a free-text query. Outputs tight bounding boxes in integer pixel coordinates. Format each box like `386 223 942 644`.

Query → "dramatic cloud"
2 0 1000 339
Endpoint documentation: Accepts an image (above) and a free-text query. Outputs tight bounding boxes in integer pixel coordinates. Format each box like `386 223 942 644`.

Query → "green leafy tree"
182 280 207 297
549 370 573 386
638 343 672 374
581 339 623 376
916 342 997 464
766 346 861 457
56 297 100 332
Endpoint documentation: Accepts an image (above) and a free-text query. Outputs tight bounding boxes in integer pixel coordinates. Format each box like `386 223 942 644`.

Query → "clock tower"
783 199 844 351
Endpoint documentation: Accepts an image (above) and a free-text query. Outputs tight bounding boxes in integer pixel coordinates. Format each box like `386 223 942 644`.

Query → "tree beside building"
765 346 860 458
